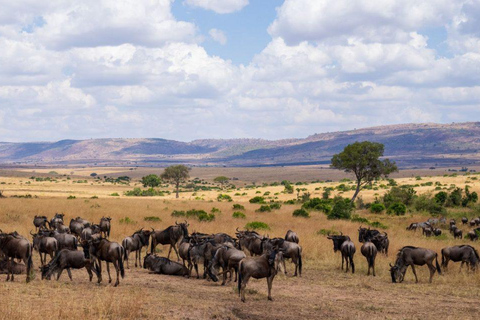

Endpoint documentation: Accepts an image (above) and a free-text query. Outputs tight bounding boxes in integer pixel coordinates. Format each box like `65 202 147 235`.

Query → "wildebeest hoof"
268 297 274 301
109 279 112 283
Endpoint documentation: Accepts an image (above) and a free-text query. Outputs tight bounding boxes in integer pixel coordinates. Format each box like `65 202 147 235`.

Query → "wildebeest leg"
194 262 199 279
341 253 345 271
125 250 130 269
67 268 73 281
410 265 419 283
135 249 139 268
56 268 64 280
167 245 173 259
173 244 180 261
240 275 250 302
283 258 288 275
106 262 112 283
39 252 43 266
427 262 436 283
97 260 103 283
113 260 120 287
267 275 274 301
86 263 93 281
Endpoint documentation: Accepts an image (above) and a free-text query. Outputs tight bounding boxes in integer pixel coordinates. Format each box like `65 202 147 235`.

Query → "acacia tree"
214 176 230 188
141 174 161 188
331 141 397 202
160 165 190 198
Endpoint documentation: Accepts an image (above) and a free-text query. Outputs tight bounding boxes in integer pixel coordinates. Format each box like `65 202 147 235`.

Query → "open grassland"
1 167 480 319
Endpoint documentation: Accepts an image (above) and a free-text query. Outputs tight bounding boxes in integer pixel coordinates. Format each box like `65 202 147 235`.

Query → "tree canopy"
214 176 230 185
141 174 161 188
331 141 397 202
160 165 190 198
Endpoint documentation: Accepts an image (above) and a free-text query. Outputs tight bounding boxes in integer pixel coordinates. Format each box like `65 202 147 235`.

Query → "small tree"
160 165 190 198
141 174 161 188
331 141 397 202
214 176 230 189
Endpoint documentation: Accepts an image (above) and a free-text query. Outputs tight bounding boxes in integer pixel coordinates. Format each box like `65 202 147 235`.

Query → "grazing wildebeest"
88 238 125 286
327 234 355 273
40 249 100 282
266 238 302 277
0 231 33 282
99 217 112 238
466 230 478 241
237 249 284 302
390 246 441 283
462 217 469 225
0 258 26 275
188 239 219 279
406 223 419 231
470 219 476 227
449 219 456 227
371 232 389 256
81 224 101 241
33 216 50 231
50 213 65 230
475 218 480 226
212 233 235 245
69 219 85 237
361 241 377 276
208 246 246 285
31 231 58 266
122 228 151 268
433 228 442 236
143 253 189 276
285 230 299 243
428 218 439 226
454 228 463 239
441 245 479 271
150 221 189 260
423 226 433 237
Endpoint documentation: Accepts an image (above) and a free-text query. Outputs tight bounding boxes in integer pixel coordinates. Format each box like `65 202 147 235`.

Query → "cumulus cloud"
184 0 249 14
209 29 227 45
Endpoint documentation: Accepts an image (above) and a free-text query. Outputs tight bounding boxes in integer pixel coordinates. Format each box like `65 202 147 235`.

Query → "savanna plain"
1 165 480 319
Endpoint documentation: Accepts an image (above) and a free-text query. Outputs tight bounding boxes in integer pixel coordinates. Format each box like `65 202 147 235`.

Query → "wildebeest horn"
340 231 343 235
30 230 35 236
151 227 155 232
175 221 179 225
389 263 393 267
184 220 187 225
236 227 240 232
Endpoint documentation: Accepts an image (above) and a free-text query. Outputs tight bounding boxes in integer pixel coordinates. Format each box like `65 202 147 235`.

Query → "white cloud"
184 0 249 14
209 29 227 45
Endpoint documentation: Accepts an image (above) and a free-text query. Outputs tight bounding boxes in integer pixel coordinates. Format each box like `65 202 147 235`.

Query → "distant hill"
2 122 480 168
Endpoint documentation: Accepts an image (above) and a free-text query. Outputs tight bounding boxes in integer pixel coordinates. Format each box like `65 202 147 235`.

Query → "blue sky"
0 0 479 142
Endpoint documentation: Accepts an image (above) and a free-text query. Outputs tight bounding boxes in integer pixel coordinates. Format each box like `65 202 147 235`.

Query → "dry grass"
1 167 480 319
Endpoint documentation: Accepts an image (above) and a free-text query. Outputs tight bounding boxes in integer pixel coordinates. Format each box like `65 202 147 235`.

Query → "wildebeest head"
143 253 155 269
134 228 151 246
327 234 350 252
390 251 408 283
175 221 189 238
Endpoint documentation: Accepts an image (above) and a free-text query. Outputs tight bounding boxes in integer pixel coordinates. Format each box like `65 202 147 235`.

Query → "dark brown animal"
390 246 441 283
0 231 34 282
33 216 50 231
150 221 189 260
31 231 58 266
327 235 355 273
88 238 125 286
441 245 479 271
0 258 26 275
40 249 99 282
285 230 299 243
122 228 151 268
143 253 189 276
209 245 246 285
50 213 65 230
99 217 112 238
361 241 377 276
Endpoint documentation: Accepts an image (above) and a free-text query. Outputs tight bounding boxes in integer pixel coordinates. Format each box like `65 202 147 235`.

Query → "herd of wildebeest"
0 212 479 302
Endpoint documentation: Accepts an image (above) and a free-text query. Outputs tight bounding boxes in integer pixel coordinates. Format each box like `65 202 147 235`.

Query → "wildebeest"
466 230 478 241
143 253 189 276
406 223 419 231
81 224 101 241
50 213 65 230
209 245 246 285
235 230 264 256
47 230 77 251
150 221 189 260
358 227 380 243
75 217 91 228
462 217 469 225
266 238 302 277
87 238 125 286
55 223 70 234
390 246 441 283
327 234 355 273
31 231 58 266
33 215 50 231
237 249 284 302
470 219 476 227
285 230 299 243
423 226 433 237
69 218 85 237
453 228 463 239
188 239 219 279
361 241 377 276
433 228 442 236
371 232 389 256
0 258 26 275
0 231 33 282
441 245 479 271
122 228 151 268
40 248 100 282
178 237 193 273
99 217 112 238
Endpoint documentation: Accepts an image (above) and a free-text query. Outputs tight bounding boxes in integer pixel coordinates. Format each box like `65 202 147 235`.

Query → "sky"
1 0 480 142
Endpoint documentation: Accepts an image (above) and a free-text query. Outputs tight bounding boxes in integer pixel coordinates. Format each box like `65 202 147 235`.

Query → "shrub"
144 216 161 222
256 205 272 212
383 187 416 208
119 217 136 224
211 207 221 213
434 191 448 205
350 215 369 223
284 199 296 205
293 208 310 218
110 192 120 197
232 211 246 219
217 194 233 202
316 228 338 236
448 188 463 206
232 204 245 210
171 210 186 217
245 221 270 231
387 202 407 215
414 195 446 215
370 203 386 214
124 188 164 197
249 196 265 204
67 195 76 200
141 174 161 188
327 197 354 220
270 203 282 210
302 198 333 214
171 209 215 222
90 195 98 199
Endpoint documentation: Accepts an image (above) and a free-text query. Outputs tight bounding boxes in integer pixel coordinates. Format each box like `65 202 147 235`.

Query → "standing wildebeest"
327 234 355 273
48 230 77 251
188 239 219 279
462 217 469 225
236 231 264 256
237 249 284 302
358 227 380 243
285 230 299 243
209 245 246 285
441 245 479 271
406 223 419 231
423 226 433 237
150 221 189 260
31 231 58 266
81 224 101 241
75 217 90 228
33 215 50 231
40 249 100 282
266 238 302 276
122 228 151 268
453 228 463 239
433 228 442 236
371 232 389 256
0 231 33 282
88 238 125 286
143 253 189 276
69 219 85 237
390 246 441 283
178 237 193 273
361 241 377 276
50 213 65 230
0 258 26 275
470 219 476 227
99 217 112 238
55 223 70 234
466 230 478 241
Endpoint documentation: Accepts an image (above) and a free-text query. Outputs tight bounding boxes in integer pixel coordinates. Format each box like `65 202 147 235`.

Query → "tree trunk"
351 181 361 203
175 182 180 198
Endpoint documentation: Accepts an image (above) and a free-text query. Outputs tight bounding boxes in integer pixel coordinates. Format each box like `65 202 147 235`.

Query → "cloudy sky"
1 0 480 142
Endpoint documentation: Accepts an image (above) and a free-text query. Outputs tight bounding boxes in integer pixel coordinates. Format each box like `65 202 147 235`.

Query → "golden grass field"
1 166 480 319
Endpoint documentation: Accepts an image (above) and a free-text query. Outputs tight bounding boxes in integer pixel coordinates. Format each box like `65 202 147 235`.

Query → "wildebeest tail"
237 261 243 295
122 239 128 261
435 254 442 275
298 247 302 275
118 246 125 278
73 237 78 250
441 250 446 267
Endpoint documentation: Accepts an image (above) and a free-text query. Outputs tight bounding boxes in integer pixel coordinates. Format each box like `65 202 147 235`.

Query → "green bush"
270 203 282 210
293 208 310 218
316 228 338 236
387 202 407 215
302 198 333 214
383 187 416 208
120 217 136 224
124 188 164 197
245 221 270 231
217 194 233 202
414 195 446 215
144 216 161 222
67 195 76 200
211 207 221 213
256 205 272 212
249 196 266 204
232 204 245 210
171 209 215 222
434 191 448 205
370 203 386 213
327 197 354 220
284 199 296 205
232 211 246 219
